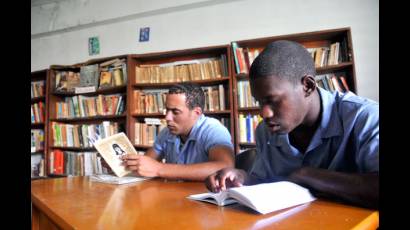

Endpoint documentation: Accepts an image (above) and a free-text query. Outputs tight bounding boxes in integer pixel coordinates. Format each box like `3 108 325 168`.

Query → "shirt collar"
317 87 343 138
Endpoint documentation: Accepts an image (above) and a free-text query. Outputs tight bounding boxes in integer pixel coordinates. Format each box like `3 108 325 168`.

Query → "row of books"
238 114 262 143
133 85 227 114
232 39 351 74
55 94 125 119
51 121 124 148
203 85 226 111
135 56 228 84
31 102 45 123
54 58 127 93
231 42 263 74
31 129 45 152
98 58 128 88
133 89 167 114
31 154 45 177
31 80 45 98
315 73 350 93
307 39 350 68
134 118 167 145
49 150 104 175
237 81 259 108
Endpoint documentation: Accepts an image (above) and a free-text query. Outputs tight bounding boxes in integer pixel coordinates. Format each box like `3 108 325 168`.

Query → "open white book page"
93 132 140 177
90 174 150 185
188 181 316 214
188 192 237 206
228 181 316 214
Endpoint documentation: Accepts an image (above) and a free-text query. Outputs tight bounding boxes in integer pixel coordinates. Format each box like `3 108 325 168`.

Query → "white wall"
31 0 379 101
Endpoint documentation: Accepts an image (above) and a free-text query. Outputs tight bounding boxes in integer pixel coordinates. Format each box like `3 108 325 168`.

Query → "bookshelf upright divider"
230 27 357 153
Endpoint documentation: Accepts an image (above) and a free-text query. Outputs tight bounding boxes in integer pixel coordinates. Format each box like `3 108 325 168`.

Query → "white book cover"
93 132 140 177
187 181 316 215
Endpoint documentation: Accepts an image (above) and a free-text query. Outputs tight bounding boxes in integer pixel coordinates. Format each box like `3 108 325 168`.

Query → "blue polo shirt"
250 88 379 179
153 115 233 164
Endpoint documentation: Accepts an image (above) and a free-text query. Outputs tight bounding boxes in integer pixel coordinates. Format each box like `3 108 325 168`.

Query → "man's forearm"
158 161 233 181
287 167 379 209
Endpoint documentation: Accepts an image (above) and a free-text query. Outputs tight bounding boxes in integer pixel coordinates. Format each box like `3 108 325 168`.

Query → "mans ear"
301 75 316 97
192 106 202 115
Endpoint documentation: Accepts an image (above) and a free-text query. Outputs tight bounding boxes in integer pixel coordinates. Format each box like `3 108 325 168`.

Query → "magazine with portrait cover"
93 132 141 177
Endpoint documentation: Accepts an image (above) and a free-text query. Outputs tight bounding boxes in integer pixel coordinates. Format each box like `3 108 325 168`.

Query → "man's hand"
205 167 247 193
121 154 163 178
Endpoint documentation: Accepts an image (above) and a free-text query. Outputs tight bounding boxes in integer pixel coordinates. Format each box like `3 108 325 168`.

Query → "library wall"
31 0 378 101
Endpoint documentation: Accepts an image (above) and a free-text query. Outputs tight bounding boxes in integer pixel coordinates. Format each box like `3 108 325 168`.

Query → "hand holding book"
121 154 164 178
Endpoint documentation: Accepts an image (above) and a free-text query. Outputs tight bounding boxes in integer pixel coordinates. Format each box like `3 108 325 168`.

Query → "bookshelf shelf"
31 122 45 126
238 107 260 112
50 114 126 122
31 96 46 103
50 146 96 151
204 110 231 115
134 144 153 149
316 62 353 72
52 85 127 96
239 142 256 147
231 27 357 152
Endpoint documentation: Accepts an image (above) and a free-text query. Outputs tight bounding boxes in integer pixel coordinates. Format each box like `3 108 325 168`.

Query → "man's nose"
260 104 274 119
165 110 173 121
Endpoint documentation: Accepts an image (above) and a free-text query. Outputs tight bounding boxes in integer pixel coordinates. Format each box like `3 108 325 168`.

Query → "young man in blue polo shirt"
122 83 234 181
205 40 379 209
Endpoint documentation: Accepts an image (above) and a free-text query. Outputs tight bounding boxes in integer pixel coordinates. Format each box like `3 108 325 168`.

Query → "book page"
187 192 237 206
93 132 139 177
228 181 316 214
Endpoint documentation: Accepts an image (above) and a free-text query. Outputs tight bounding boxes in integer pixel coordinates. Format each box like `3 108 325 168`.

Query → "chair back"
235 148 257 172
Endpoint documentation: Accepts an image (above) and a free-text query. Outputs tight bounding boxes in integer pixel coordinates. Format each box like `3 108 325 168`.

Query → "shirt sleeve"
201 122 234 153
353 103 379 173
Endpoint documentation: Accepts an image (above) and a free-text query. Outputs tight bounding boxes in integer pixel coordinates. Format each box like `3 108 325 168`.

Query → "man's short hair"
168 82 205 111
249 40 315 85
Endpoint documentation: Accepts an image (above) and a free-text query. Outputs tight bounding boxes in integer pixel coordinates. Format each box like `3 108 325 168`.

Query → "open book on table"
187 181 316 214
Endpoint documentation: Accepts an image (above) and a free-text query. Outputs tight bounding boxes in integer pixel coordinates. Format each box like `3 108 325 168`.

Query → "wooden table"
31 177 378 230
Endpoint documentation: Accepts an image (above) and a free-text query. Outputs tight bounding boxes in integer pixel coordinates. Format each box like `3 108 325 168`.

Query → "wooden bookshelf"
127 45 234 151
31 69 49 179
230 27 357 153
46 55 130 176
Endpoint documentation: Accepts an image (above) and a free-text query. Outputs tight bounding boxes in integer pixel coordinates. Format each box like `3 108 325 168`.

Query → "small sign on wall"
139 27 150 42
88 36 100 55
